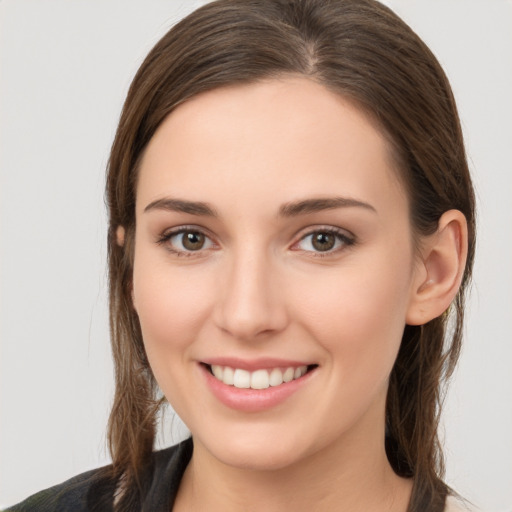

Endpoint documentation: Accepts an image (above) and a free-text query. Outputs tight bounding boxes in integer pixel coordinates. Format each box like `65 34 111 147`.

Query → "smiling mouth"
203 364 318 390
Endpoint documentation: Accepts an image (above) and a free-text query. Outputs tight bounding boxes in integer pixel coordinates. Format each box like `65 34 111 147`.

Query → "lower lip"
200 364 316 412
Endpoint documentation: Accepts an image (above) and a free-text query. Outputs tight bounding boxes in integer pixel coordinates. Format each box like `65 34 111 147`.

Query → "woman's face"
133 77 421 471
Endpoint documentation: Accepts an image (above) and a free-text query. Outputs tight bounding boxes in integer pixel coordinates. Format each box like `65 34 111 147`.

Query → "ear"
115 225 137 309
406 210 468 325
116 225 125 246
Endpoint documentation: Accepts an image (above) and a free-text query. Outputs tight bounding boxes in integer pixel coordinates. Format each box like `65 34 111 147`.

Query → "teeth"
233 369 251 388
210 364 308 389
212 365 223 380
269 368 283 387
251 369 269 389
283 367 294 382
223 366 234 385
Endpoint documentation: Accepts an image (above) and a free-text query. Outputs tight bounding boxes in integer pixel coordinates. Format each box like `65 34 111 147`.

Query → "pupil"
183 231 204 250
312 232 335 251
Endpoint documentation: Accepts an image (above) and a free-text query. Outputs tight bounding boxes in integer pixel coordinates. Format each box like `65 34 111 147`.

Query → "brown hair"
105 0 476 510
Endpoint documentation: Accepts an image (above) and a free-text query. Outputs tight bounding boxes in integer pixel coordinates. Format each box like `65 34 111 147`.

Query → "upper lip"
200 357 315 371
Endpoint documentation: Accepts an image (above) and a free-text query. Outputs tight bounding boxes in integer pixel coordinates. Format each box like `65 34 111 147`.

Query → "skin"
130 77 467 512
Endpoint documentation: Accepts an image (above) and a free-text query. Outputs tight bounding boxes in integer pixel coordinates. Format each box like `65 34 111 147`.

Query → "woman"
6 0 476 510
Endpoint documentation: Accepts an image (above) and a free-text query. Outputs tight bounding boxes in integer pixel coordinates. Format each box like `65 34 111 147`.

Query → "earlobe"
116 225 126 247
406 210 468 326
114 225 137 310
131 288 137 312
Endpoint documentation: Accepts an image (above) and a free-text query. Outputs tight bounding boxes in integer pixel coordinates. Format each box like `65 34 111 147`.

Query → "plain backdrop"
0 0 511 510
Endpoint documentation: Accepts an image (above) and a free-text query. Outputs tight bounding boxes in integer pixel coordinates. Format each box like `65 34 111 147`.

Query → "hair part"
105 1 475 510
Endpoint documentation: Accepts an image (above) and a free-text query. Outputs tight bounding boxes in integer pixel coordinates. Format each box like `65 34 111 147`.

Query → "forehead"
136 77 407 219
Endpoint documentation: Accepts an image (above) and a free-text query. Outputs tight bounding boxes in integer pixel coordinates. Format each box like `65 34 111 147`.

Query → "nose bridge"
214 241 287 340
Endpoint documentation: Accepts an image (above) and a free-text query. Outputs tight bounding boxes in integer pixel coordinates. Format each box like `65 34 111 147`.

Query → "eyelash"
293 227 356 258
156 225 356 258
156 226 216 258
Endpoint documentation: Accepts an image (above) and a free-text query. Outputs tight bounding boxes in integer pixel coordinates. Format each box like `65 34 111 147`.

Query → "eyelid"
156 224 356 258
156 225 218 257
291 225 356 256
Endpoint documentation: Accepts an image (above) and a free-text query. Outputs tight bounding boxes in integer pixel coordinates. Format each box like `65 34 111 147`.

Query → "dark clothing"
4 438 193 512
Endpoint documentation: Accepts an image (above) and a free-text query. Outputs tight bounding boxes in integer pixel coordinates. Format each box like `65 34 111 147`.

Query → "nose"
213 247 288 341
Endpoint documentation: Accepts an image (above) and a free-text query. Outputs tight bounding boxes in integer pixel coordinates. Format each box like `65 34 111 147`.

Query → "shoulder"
2 466 114 512
3 439 193 512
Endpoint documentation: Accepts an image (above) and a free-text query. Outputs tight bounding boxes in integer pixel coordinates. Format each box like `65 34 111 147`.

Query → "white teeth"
283 367 294 383
210 364 310 389
212 365 223 380
269 368 284 387
251 369 270 389
223 366 234 385
233 369 251 388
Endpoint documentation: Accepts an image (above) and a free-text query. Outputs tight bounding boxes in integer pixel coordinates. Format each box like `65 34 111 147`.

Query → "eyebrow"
144 198 218 217
143 196 376 217
279 197 377 217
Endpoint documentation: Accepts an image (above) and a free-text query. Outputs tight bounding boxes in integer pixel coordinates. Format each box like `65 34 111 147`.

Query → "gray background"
1 0 511 509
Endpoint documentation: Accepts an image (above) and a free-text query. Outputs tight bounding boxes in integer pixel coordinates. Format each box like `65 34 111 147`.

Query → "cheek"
291 249 414 373
131 253 219 417
132 250 215 361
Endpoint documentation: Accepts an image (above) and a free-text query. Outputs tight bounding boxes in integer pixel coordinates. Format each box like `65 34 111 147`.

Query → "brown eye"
311 232 336 251
295 229 353 255
181 231 205 251
163 229 214 254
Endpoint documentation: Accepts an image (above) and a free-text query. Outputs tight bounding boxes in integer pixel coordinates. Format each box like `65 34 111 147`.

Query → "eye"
295 228 354 255
158 228 215 255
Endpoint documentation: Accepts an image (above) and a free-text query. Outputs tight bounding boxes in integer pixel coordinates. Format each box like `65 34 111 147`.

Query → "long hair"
105 1 476 509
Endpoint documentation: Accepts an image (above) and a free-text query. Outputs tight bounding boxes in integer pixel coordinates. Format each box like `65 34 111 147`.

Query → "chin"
217 447 304 472
196 427 318 472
